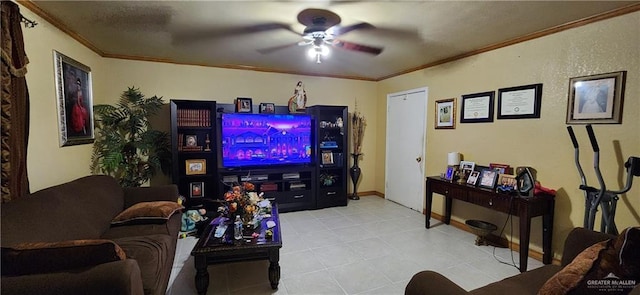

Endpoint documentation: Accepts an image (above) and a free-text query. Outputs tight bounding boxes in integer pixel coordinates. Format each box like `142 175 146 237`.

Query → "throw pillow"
111 201 184 226
1 239 126 276
538 227 640 295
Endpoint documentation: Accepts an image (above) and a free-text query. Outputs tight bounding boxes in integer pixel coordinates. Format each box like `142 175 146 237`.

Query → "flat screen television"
220 113 312 168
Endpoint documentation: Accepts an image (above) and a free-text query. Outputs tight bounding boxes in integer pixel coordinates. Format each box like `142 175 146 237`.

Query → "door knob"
416 157 422 163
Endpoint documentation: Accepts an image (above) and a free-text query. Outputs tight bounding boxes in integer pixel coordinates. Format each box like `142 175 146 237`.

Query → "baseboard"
357 191 384 198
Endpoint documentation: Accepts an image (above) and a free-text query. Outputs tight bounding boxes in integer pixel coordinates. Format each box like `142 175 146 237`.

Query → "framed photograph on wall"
185 159 206 175
190 182 204 198
497 83 543 119
566 71 626 124
435 98 456 129
259 103 276 113
236 97 253 113
53 50 95 146
460 91 494 123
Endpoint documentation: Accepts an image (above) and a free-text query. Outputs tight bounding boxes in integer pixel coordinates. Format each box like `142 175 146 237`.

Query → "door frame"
385 87 428 211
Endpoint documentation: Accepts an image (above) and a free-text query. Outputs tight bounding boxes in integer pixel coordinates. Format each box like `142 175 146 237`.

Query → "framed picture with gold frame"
566 71 626 124
185 159 206 175
435 98 456 129
54 50 95 146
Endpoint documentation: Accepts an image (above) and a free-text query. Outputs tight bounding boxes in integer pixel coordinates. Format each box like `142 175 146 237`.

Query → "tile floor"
166 195 543 295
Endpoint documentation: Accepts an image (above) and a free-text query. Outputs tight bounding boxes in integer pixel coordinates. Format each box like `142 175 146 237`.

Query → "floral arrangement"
351 102 367 155
219 182 267 226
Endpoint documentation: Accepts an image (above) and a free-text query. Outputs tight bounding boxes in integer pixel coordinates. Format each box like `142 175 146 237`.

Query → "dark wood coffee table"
191 204 282 295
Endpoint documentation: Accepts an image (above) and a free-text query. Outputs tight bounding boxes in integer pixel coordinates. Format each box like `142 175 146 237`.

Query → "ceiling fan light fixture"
308 45 330 63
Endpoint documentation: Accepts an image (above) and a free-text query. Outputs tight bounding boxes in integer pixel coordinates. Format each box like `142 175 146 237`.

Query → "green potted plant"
91 87 171 187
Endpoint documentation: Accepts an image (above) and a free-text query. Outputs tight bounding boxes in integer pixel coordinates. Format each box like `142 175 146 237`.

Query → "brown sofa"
1 175 182 295
406 227 640 295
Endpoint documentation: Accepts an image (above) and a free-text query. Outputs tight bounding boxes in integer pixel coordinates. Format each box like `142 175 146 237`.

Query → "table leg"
268 250 281 289
444 196 452 225
194 255 209 295
518 208 532 273
425 180 433 228
542 199 555 264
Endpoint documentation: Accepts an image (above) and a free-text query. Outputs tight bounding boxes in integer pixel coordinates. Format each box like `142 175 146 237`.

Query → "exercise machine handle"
567 126 579 148
586 124 600 152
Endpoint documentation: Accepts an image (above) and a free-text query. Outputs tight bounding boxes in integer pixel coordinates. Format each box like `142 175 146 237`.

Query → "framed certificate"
460 91 494 123
497 83 543 119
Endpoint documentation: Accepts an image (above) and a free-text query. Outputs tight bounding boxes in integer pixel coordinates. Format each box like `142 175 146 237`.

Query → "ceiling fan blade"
331 22 374 37
257 42 300 54
333 40 383 55
174 23 298 44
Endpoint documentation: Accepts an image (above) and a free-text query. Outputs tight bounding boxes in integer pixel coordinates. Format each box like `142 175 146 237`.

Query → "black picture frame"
566 71 626 124
190 182 204 198
460 91 494 123
235 97 253 113
435 98 456 129
185 135 197 147
259 103 276 114
497 83 543 119
478 169 499 189
466 170 480 186
53 50 95 146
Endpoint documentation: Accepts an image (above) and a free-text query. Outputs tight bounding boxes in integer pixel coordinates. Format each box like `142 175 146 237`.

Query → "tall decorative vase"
349 153 362 200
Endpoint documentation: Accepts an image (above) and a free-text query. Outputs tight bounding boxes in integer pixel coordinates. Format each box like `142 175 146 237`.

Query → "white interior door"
385 88 427 211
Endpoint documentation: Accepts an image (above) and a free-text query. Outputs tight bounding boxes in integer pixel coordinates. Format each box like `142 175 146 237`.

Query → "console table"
425 176 555 272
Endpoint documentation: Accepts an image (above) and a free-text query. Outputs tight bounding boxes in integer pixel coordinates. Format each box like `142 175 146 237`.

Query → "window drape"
1 1 30 203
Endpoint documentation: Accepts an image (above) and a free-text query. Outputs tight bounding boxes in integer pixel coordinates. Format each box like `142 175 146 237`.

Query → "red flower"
243 182 255 191
224 192 235 202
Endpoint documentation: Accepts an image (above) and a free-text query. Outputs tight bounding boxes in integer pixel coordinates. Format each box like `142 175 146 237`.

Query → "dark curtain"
1 1 30 203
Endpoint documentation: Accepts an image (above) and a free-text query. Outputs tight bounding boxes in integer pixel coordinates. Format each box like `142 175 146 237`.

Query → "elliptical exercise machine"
567 124 640 235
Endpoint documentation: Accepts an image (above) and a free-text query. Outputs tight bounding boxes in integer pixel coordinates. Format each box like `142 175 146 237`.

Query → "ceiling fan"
258 8 384 63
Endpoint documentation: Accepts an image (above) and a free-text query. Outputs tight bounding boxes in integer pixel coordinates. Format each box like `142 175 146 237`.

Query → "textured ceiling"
24 1 640 81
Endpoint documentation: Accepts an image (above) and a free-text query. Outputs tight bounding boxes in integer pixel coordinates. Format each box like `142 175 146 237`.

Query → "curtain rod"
20 14 37 28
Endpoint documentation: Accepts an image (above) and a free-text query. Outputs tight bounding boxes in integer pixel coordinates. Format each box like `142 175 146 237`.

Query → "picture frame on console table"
53 50 95 147
489 163 511 174
445 166 455 181
478 169 498 189
467 170 480 186
497 83 542 119
566 71 626 124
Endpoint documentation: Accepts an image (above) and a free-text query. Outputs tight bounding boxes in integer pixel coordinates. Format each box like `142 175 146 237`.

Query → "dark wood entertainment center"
170 100 348 212
425 176 555 273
